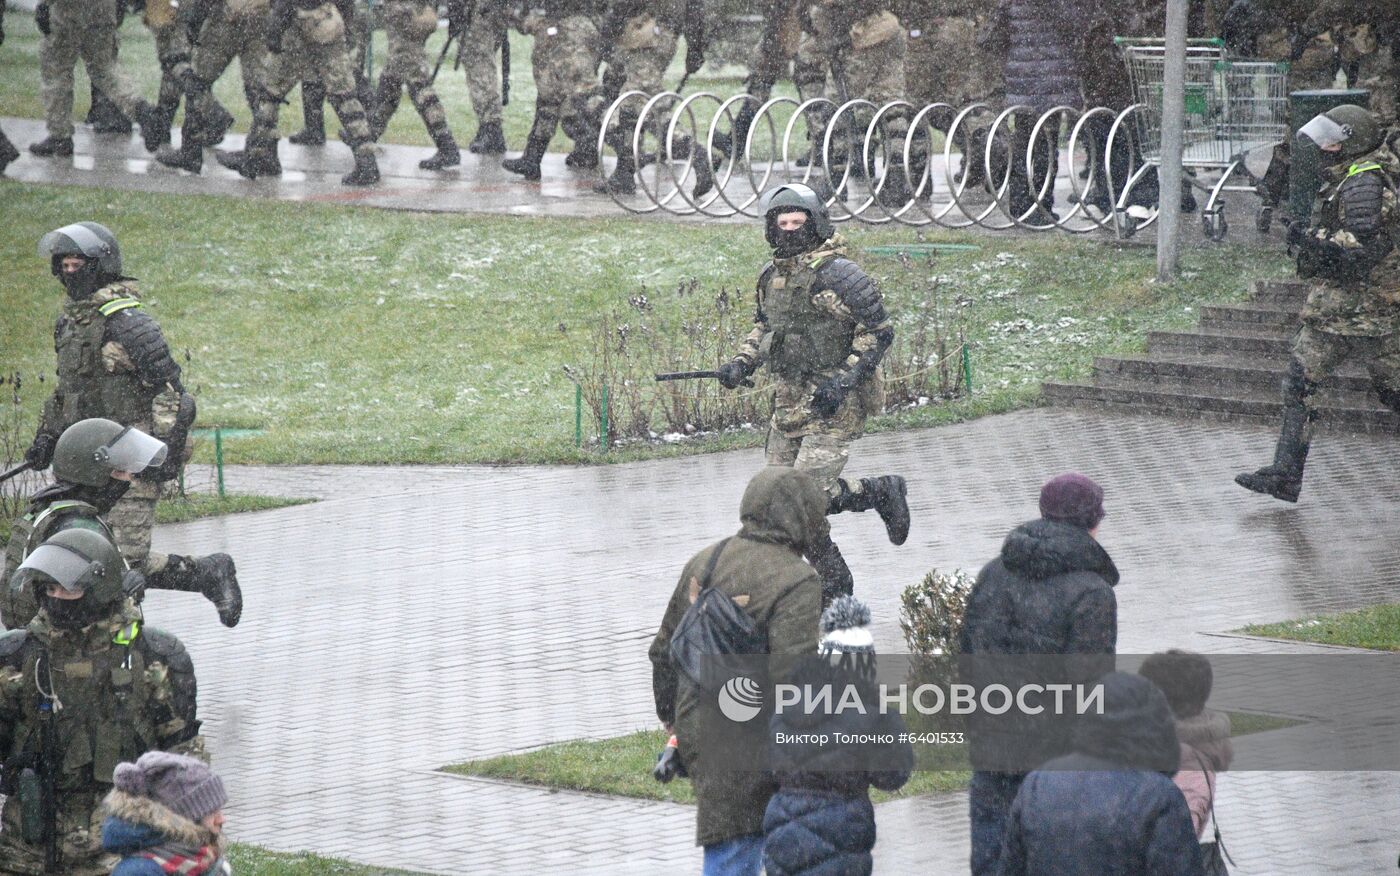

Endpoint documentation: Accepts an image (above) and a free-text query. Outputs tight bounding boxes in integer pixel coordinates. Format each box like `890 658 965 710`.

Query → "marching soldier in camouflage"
369 0 462 170
293 0 373 146
155 0 271 173
502 0 603 180
1238 105 1400 502
5 419 242 630
215 0 380 185
594 0 712 197
0 528 204 876
24 224 242 626
137 0 229 154
718 184 911 603
458 0 511 154
29 0 164 157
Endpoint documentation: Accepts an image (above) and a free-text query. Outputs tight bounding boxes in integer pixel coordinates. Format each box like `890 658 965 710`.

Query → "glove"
1285 219 1310 249
810 374 852 418
24 433 56 470
716 361 749 389
122 570 147 603
35 1 50 36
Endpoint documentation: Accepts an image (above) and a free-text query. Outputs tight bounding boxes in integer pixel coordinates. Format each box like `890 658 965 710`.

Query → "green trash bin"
1288 89 1370 225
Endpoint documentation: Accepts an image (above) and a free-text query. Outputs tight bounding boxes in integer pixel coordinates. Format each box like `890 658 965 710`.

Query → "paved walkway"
142 408 1400 874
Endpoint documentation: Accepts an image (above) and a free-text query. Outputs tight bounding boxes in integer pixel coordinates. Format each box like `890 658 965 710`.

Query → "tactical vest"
9 611 157 793
761 256 856 382
2 501 117 631
55 287 152 429
1318 160 1392 233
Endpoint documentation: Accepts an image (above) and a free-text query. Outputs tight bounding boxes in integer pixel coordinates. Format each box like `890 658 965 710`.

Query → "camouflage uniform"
898 0 1002 108
33 285 186 580
370 0 461 167
230 0 380 183
503 1 603 178
37 0 153 141
0 605 202 875
460 0 510 138
1335 21 1398 125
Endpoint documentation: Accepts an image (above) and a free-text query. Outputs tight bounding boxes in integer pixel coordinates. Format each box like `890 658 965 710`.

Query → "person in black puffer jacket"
763 597 913 876
959 472 1118 876
998 672 1205 876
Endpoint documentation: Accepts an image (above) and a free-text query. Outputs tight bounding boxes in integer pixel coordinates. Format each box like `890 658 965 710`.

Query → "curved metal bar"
1106 104 1159 236
973 104 1027 230
736 96 801 215
597 90 660 214
703 93 759 217
1013 105 1080 231
632 91 693 213
937 102 994 228
661 90 730 217
821 98 876 222
899 101 957 228
860 99 918 224
1064 106 1118 233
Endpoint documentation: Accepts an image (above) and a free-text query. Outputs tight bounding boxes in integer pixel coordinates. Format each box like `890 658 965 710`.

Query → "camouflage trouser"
191 0 270 114
794 16 907 159
250 8 374 154
460 2 508 125
763 374 880 499
904 16 1001 108
1292 325 1400 439
604 20 680 150
0 788 113 876
40 0 144 138
526 15 601 145
380 0 451 139
107 480 169 576
766 429 850 499
1354 45 1397 125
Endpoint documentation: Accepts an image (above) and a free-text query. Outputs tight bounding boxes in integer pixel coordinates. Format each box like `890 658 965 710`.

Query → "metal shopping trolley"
1112 37 1289 240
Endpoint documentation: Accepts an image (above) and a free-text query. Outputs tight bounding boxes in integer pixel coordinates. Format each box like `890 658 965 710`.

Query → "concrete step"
1147 329 1292 357
1041 380 1400 433
1198 302 1300 335
1092 353 1376 395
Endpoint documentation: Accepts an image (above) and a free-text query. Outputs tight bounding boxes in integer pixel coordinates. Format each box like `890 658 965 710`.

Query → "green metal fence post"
961 343 973 394
575 384 583 448
214 427 225 499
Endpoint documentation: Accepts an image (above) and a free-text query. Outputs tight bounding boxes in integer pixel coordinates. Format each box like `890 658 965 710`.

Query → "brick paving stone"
98 409 1400 873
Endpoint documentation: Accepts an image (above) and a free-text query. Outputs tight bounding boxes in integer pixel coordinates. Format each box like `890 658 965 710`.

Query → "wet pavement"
145 407 1400 874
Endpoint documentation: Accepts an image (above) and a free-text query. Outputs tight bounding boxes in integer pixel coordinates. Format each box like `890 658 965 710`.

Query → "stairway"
1042 279 1400 433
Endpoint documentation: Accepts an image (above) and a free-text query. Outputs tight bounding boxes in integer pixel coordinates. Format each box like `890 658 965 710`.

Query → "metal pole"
961 343 973 394
1156 0 1189 282
214 427 225 499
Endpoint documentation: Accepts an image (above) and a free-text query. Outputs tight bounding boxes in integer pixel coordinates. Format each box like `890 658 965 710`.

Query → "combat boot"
28 136 74 157
565 137 598 169
290 81 328 145
0 134 20 174
196 102 236 148
136 99 177 153
216 138 282 178
468 120 507 154
87 87 133 134
1236 384 1311 503
829 476 910 545
807 535 854 608
155 141 204 173
147 553 243 627
342 146 380 185
503 112 557 181
420 130 461 170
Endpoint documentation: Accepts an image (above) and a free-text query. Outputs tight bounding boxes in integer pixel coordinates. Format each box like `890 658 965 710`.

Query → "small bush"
900 568 977 670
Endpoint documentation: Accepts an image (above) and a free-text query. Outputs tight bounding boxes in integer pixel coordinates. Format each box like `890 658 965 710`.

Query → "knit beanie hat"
1039 472 1106 530
113 752 228 823
819 596 876 678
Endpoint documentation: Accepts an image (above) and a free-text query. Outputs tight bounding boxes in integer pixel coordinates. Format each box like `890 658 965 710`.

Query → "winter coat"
649 466 826 848
998 673 1205 876
101 789 230 876
1172 709 1233 836
960 518 1118 772
762 656 914 876
1003 0 1083 110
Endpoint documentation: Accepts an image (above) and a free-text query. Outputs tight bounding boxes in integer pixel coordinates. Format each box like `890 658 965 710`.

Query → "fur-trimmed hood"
102 789 221 851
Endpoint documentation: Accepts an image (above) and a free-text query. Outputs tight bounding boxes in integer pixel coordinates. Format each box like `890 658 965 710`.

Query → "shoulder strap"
98 298 143 318
700 538 730 590
1193 750 1233 863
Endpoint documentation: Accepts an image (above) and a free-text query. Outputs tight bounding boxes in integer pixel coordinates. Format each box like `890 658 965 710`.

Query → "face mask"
84 478 132 514
43 593 108 630
57 260 104 300
772 223 820 258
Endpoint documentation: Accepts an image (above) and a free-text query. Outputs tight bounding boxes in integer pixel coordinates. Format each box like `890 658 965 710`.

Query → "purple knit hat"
1038 472 1106 530
113 752 228 822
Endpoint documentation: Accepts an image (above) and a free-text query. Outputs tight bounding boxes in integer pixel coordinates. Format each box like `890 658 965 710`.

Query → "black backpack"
669 539 768 694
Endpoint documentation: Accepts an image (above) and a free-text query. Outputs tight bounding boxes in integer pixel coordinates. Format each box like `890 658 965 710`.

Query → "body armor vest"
55 286 152 429
9 610 156 793
761 256 856 381
3 502 117 631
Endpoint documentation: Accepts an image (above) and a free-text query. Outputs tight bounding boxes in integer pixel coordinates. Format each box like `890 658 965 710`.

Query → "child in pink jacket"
1139 650 1233 835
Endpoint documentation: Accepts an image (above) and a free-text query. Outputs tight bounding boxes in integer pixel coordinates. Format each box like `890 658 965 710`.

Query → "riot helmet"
1297 105 1382 160
53 418 168 488
16 528 127 628
758 184 834 256
38 221 122 299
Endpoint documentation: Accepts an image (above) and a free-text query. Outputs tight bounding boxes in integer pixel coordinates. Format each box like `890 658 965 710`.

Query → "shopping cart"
1112 37 1289 240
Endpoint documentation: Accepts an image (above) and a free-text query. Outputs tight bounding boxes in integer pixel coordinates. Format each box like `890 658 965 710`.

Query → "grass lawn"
1239 605 1400 651
444 711 1301 805
0 10 771 153
229 844 423 875
156 492 315 524
0 182 1292 466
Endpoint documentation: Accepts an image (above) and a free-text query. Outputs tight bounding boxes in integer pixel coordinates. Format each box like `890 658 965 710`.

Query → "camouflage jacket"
1299 143 1400 336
